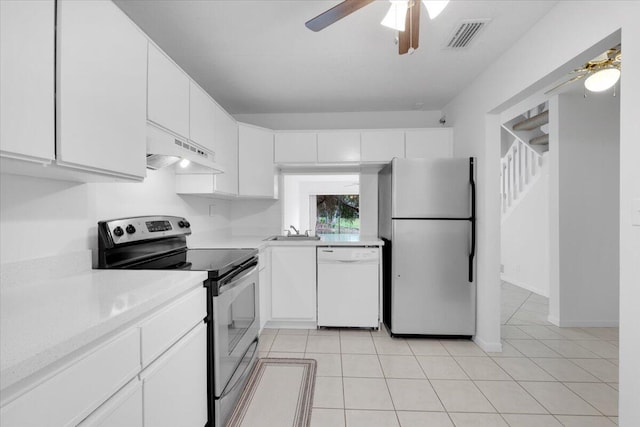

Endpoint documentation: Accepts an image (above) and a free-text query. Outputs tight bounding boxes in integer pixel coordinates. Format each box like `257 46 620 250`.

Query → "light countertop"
0 268 207 391
190 234 384 249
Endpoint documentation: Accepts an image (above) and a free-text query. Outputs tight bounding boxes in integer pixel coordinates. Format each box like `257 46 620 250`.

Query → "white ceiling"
114 0 558 115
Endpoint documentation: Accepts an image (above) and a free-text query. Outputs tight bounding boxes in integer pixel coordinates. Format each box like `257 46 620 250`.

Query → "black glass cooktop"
129 248 258 279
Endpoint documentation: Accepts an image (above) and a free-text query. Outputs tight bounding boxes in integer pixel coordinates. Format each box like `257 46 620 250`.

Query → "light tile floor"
258 282 619 427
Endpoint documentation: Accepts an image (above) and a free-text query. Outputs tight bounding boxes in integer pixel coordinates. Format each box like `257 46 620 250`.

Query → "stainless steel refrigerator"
378 157 476 337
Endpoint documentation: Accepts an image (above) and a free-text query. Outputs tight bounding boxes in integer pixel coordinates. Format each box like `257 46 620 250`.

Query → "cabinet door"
147 43 190 138
274 132 317 163
361 131 405 162
258 248 272 328
78 380 143 427
213 105 238 195
189 82 216 153
141 322 208 427
0 0 54 163
56 0 147 179
405 128 453 159
0 329 140 427
271 247 316 321
317 132 360 162
238 123 276 198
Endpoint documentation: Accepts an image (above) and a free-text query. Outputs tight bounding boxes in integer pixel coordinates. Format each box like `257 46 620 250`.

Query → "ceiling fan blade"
544 73 587 95
305 0 375 32
399 1 420 55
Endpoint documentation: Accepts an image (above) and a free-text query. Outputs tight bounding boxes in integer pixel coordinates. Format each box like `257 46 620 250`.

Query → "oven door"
212 262 259 397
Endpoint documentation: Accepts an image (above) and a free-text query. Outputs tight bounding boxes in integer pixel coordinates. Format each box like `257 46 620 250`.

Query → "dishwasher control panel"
317 247 380 263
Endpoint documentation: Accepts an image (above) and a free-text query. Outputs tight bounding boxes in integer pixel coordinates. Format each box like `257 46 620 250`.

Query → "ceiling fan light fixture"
381 0 409 32
584 68 621 92
422 0 449 19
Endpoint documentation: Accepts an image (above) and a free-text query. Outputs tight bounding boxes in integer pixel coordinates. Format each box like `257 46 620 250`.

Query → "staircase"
500 105 550 296
501 107 548 219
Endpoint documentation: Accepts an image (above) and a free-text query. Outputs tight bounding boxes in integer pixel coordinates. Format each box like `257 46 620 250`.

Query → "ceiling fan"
545 45 622 94
305 0 449 55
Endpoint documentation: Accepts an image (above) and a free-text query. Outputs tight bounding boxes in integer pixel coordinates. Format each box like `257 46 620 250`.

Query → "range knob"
113 226 124 237
184 221 191 228
178 220 185 228
126 225 136 234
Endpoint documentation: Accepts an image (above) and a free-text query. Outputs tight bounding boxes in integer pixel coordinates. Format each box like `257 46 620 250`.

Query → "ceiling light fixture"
422 0 449 19
584 68 621 92
381 0 409 32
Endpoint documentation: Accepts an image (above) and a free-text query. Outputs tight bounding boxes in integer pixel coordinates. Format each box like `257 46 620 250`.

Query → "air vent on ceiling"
445 19 490 49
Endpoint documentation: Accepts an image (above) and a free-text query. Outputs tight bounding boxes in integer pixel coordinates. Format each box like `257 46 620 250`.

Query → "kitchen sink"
265 235 321 241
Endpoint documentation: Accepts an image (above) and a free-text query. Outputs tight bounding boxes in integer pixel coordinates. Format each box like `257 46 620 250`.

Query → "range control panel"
99 215 191 246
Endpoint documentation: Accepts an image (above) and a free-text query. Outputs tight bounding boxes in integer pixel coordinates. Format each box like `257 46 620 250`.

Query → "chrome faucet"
289 225 299 235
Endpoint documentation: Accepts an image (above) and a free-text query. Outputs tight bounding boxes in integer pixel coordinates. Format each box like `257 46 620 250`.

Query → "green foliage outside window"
316 195 359 234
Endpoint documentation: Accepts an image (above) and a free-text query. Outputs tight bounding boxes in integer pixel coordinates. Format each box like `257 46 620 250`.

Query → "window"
282 174 359 236
315 195 359 235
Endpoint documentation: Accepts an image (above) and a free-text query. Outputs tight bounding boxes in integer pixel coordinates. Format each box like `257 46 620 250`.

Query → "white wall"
501 155 550 296
553 92 620 327
234 110 443 130
442 2 639 423
230 199 282 237
0 168 232 266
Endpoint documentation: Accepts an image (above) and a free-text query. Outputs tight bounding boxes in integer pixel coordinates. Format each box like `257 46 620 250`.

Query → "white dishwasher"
317 246 380 328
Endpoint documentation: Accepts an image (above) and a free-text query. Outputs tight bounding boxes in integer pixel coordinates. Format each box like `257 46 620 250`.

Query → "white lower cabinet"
79 379 143 427
0 329 140 427
270 246 316 322
258 247 272 329
0 287 207 427
141 322 208 427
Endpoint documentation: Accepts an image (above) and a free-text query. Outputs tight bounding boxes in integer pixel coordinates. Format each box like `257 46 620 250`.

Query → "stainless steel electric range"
98 215 259 427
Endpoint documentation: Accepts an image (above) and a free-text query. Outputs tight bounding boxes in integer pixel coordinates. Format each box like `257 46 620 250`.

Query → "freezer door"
392 158 471 218
391 219 475 335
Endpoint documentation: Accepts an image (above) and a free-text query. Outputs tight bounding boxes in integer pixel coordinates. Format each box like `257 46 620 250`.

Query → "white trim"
555 319 620 328
264 320 317 330
473 336 502 353
501 275 548 298
547 314 560 326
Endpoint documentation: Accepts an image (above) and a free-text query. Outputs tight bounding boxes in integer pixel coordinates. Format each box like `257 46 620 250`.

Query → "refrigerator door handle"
468 157 476 283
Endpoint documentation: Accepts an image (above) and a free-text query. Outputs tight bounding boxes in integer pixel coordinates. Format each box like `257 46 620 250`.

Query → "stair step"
530 134 549 145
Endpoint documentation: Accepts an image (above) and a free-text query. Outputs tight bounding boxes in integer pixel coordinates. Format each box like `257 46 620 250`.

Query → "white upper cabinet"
317 132 360 162
0 0 55 163
405 128 453 159
188 82 216 153
274 132 317 163
238 123 276 198
361 131 405 162
56 0 147 179
213 105 238 195
147 43 190 138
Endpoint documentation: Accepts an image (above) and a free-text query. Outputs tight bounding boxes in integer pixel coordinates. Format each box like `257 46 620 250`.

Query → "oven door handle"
220 338 258 399
219 262 258 294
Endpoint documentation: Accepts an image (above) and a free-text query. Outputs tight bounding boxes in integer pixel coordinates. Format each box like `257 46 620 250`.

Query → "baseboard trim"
474 336 502 353
265 320 317 330
547 314 560 326
555 319 620 327
501 275 549 298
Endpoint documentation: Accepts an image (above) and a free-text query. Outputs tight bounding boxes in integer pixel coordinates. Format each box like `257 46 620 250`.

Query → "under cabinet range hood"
146 122 224 174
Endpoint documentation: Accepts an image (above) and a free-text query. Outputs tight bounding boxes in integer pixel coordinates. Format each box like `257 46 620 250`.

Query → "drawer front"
139 287 206 367
141 322 208 427
78 379 143 427
0 328 140 427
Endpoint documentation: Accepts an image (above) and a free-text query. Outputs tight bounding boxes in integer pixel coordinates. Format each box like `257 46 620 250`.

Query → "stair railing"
500 136 543 215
